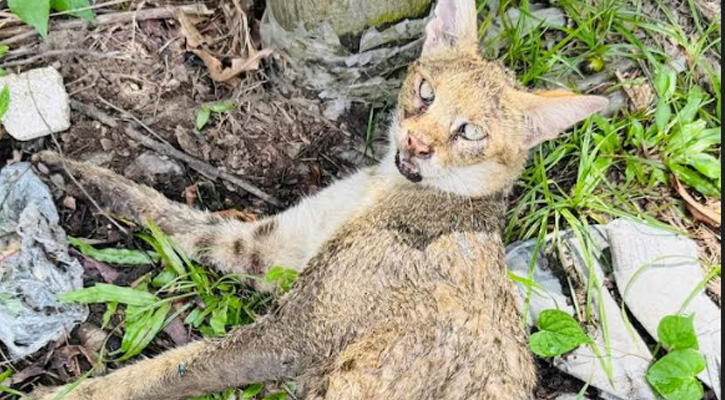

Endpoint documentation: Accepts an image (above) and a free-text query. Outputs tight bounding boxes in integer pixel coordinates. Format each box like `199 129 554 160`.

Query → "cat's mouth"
395 151 423 183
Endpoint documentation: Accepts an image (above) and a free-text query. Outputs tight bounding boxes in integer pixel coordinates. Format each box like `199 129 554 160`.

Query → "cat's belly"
307 317 536 400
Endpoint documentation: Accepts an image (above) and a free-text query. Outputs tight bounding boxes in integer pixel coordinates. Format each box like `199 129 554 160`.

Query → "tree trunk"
261 0 434 119
267 0 433 36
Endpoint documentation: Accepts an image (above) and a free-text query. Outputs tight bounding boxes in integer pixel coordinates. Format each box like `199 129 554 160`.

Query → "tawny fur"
28 1 608 399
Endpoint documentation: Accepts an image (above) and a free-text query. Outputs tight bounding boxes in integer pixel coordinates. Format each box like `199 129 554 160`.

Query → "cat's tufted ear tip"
422 0 479 56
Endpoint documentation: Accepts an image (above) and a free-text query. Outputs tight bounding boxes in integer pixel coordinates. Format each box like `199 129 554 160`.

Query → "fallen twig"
1 7 175 45
0 49 153 69
50 0 133 18
70 100 282 207
124 125 283 207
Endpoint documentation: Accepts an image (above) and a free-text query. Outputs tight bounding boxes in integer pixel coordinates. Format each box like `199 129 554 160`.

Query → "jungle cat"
29 0 608 398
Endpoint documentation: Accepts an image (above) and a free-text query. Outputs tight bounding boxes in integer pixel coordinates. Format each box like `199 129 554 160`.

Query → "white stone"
0 67 71 141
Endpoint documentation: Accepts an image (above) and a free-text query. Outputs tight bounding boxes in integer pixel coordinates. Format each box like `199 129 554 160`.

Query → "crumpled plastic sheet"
260 8 428 120
0 163 87 360
506 219 722 400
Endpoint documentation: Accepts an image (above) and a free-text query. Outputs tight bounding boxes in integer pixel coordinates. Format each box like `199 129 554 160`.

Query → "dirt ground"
0 1 718 399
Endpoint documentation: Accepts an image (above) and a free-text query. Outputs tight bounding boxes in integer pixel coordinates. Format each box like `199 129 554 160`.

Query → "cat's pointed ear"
423 0 479 56
515 90 609 149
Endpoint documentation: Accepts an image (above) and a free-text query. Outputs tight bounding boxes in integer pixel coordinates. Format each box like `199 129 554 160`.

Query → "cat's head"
391 0 608 197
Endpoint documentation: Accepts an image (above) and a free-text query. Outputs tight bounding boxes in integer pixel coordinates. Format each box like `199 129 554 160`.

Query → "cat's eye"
419 80 435 105
457 123 488 141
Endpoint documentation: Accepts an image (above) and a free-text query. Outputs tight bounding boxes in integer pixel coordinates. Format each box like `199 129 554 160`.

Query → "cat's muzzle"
395 151 423 183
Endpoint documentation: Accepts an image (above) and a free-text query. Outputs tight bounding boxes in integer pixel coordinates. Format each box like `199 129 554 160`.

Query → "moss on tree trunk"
267 0 433 36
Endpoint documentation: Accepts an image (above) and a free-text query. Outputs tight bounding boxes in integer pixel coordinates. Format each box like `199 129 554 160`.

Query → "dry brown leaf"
616 71 654 111
163 317 190 346
190 47 272 85
175 10 210 48
674 177 722 227
177 4 215 17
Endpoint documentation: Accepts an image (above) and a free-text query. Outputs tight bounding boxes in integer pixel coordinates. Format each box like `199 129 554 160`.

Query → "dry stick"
70 101 282 207
0 49 153 68
50 0 133 18
0 7 175 45
124 125 283 207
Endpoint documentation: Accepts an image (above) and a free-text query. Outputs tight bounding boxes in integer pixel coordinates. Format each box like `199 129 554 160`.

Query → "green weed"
8 0 95 39
196 102 235 131
52 222 295 399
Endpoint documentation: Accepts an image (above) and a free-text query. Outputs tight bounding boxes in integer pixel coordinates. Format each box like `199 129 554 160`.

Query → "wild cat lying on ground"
29 0 608 398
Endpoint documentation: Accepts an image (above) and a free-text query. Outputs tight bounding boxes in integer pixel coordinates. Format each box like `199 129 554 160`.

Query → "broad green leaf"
529 310 591 358
196 107 211 131
208 101 235 113
0 85 9 119
210 301 228 336
50 0 95 22
266 267 299 293
261 393 286 400
676 87 705 125
242 384 265 399
655 66 677 100
9 0 51 38
687 128 722 153
59 283 160 307
669 163 721 199
647 349 706 400
0 46 8 77
655 99 672 133
658 315 699 352
687 154 721 181
119 301 171 360
144 222 186 275
672 120 708 150
69 237 160 265
627 119 646 149
183 307 204 327
152 267 177 288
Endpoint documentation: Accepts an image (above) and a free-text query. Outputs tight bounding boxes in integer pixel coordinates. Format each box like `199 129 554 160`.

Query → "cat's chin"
395 151 423 183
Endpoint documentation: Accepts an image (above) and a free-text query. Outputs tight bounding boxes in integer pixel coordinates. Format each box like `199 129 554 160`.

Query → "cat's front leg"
32 151 380 276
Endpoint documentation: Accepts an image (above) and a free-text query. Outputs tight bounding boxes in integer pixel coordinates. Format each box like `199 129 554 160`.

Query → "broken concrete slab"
506 227 657 400
607 219 722 399
0 67 71 141
0 163 88 360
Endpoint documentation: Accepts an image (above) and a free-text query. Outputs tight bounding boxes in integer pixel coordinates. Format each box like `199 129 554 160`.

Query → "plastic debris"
506 219 722 399
507 225 657 400
607 219 722 399
260 9 428 120
0 163 88 360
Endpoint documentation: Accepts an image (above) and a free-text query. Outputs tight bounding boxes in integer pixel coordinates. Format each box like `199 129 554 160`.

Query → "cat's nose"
406 134 434 159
